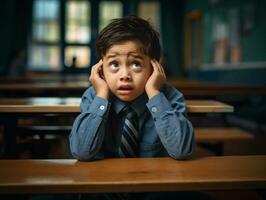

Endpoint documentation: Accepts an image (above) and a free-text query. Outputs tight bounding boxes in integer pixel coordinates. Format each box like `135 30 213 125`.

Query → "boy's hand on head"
145 59 166 99
89 60 110 99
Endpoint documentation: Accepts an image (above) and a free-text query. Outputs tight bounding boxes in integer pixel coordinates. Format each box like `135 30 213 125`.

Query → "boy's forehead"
105 41 147 57
106 51 143 57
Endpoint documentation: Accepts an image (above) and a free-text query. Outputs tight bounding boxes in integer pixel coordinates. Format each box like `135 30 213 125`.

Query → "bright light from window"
138 1 161 34
66 1 90 43
65 47 91 68
99 1 123 31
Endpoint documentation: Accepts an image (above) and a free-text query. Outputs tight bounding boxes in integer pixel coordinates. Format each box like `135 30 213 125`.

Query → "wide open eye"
131 61 142 69
109 61 119 71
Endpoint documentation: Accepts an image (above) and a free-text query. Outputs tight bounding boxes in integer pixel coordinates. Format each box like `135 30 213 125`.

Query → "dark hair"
96 16 161 61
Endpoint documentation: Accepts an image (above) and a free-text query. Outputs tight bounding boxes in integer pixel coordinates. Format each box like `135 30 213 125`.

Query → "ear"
99 66 105 80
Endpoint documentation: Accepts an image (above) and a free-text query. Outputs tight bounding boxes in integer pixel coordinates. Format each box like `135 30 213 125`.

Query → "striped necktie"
118 106 139 158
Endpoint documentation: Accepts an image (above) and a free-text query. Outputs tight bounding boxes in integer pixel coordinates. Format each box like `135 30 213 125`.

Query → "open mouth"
117 85 133 95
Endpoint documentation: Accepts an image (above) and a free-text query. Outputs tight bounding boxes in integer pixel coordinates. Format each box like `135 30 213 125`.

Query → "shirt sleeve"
146 84 195 160
69 87 110 160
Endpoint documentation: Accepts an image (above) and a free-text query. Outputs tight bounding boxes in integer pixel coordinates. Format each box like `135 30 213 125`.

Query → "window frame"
28 0 126 73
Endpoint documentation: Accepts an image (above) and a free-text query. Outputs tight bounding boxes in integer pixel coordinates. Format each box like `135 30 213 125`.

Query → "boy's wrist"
96 90 109 100
146 89 160 99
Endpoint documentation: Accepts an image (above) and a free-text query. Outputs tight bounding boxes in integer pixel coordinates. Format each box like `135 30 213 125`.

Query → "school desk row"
0 97 233 158
0 155 265 194
15 126 254 156
0 78 265 97
0 97 234 113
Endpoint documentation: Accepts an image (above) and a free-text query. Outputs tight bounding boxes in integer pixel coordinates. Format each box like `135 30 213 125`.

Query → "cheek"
103 69 117 88
143 66 153 80
134 72 150 87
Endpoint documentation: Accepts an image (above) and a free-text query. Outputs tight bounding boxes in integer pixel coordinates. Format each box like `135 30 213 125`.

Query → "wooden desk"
195 128 255 156
0 98 233 158
0 74 88 83
0 82 89 97
0 98 233 113
0 82 89 91
1 77 265 97
0 74 89 97
0 156 265 194
167 79 266 97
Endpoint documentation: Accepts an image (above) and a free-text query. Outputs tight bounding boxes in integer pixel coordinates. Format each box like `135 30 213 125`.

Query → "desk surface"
1 77 265 97
0 98 233 113
168 79 266 96
0 156 265 194
0 81 89 91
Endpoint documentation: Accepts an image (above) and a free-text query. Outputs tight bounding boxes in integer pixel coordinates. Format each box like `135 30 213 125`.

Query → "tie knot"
123 106 137 119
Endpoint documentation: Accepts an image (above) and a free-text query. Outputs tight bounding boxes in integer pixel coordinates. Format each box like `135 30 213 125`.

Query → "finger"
92 60 103 76
89 61 101 81
155 60 166 78
150 59 158 71
152 59 167 81
150 59 155 67
95 60 103 72
156 61 164 74
159 63 166 78
151 59 161 74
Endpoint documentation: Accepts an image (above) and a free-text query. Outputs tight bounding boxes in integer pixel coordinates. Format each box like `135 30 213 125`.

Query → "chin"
116 94 137 102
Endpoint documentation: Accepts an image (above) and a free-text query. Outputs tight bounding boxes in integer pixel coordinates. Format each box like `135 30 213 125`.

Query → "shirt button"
100 105 105 110
151 107 157 113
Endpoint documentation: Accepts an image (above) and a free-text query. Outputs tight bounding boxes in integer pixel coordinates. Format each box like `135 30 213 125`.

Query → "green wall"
184 0 266 85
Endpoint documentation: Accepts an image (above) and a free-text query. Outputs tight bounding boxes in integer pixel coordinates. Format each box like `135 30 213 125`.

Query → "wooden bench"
195 127 254 142
0 156 265 194
18 126 253 140
195 127 255 156
14 126 255 157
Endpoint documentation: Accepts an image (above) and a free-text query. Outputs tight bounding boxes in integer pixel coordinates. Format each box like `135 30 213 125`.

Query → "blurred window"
99 1 123 31
28 0 136 71
29 0 60 70
65 46 91 68
65 0 91 68
137 1 161 35
66 1 90 43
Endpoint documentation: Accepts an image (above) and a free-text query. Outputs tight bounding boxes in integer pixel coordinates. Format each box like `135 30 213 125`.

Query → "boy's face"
102 40 152 102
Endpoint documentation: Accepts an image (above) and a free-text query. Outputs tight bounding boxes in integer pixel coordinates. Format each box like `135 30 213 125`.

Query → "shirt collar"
112 93 148 117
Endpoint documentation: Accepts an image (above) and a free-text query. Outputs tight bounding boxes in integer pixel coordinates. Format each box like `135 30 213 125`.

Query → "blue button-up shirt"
69 84 194 160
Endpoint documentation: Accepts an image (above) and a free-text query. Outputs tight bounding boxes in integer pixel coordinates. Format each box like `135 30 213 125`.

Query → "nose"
119 67 131 81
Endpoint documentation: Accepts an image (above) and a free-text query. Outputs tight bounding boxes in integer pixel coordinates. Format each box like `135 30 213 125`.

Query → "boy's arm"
69 87 110 160
146 85 195 160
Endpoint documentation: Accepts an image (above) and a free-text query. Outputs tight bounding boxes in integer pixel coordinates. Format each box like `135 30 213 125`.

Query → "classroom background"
0 0 265 159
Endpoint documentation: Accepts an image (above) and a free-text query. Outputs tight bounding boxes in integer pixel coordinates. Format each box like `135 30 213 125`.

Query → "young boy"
70 16 194 161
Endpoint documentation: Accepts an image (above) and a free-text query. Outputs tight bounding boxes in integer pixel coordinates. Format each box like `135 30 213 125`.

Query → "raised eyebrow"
130 55 144 60
106 53 118 59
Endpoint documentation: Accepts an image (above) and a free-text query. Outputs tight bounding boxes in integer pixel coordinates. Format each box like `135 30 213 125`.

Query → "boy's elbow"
70 141 103 161
71 148 102 161
70 147 91 161
168 142 194 160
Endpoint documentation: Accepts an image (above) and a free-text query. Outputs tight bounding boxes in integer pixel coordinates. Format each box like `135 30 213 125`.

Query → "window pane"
32 0 60 42
65 47 91 68
28 45 60 71
66 1 90 43
34 0 59 19
33 21 59 42
138 1 160 33
99 1 123 31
